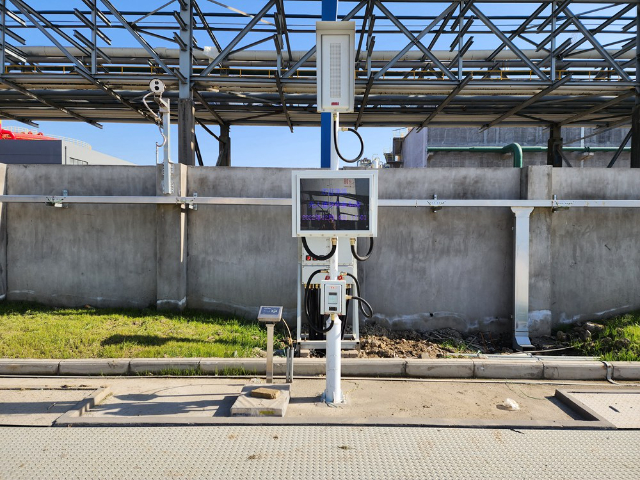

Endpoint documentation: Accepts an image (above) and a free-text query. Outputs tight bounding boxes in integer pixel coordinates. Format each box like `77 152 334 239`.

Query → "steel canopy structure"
0 0 638 165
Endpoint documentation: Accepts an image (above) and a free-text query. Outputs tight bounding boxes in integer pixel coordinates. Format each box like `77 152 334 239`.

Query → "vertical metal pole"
218 123 230 166
325 235 343 403
296 239 302 345
91 0 97 75
511 207 534 351
547 124 563 167
325 102 343 403
632 5 640 168
178 0 195 166
458 1 463 80
320 0 338 168
266 323 274 383
1 0 6 73
160 99 173 195
550 1 556 79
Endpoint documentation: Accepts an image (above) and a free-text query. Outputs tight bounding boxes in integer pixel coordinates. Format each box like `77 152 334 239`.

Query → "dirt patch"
357 323 512 358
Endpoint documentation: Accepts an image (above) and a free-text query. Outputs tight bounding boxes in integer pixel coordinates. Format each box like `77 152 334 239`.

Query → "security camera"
149 78 165 96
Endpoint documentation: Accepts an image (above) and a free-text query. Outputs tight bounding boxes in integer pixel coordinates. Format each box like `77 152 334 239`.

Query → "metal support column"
547 124 563 167
511 207 534 351
0 0 5 72
218 124 230 166
320 0 338 169
632 5 640 169
178 0 195 166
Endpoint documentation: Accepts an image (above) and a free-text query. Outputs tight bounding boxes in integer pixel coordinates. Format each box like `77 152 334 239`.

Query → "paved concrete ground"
1 375 639 479
1 426 639 479
0 376 621 425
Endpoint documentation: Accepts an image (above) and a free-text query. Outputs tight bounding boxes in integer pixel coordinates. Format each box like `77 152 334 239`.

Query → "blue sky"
1 1 632 166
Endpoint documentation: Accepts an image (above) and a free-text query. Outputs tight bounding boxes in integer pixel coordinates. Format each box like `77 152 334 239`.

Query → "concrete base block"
129 358 201 374
543 361 606 380
474 360 543 379
230 384 290 417
342 359 405 377
612 362 640 381
199 359 264 375
406 359 474 378
0 359 59 375
59 359 130 376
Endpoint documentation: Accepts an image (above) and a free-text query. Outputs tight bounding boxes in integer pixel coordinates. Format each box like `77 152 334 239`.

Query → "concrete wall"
6 165 157 308
1 163 639 337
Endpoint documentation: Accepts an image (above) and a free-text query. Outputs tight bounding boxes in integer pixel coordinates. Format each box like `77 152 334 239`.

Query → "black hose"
304 269 334 334
302 237 336 261
350 296 374 318
344 272 374 319
333 122 364 163
350 237 374 262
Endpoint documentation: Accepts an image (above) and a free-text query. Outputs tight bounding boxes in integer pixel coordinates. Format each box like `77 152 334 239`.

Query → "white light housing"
316 21 355 113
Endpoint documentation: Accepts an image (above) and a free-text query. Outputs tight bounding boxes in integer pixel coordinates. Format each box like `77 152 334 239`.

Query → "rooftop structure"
0 0 637 166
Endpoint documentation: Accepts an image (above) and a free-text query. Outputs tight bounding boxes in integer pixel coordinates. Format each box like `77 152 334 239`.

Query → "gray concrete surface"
2 164 640 336
1 418 640 479
0 375 625 426
2 358 639 380
6 164 157 308
0 386 97 425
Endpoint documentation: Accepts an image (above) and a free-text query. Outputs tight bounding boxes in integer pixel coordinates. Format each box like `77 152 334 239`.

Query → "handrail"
0 195 639 209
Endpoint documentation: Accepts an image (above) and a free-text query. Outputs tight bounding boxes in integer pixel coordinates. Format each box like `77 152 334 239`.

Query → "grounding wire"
333 121 364 163
302 236 336 261
351 237 374 262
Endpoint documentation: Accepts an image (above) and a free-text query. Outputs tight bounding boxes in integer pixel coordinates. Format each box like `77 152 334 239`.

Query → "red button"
325 275 330 280
306 256 311 261
338 275 343 280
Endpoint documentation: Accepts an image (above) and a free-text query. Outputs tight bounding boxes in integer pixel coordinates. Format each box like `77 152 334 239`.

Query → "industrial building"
388 126 632 168
0 123 134 166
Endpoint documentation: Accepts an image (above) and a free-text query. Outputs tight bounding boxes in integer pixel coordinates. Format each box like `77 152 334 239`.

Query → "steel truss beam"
0 1 636 129
0 78 101 127
480 74 573 131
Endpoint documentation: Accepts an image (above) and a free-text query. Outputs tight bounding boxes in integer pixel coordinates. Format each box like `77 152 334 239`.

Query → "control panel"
320 280 346 315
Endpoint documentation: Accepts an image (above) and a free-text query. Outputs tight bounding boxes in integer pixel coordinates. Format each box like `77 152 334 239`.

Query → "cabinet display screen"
299 177 370 232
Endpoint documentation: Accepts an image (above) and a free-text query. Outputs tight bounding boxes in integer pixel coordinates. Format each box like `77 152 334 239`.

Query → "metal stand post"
511 207 534 350
266 323 275 384
324 236 343 403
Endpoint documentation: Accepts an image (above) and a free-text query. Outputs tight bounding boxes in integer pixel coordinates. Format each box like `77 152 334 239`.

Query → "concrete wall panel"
549 169 640 326
186 167 298 318
6 165 157 308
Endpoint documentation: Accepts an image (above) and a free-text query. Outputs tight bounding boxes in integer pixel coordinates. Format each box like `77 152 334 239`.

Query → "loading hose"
350 237 374 262
302 237 336 261
343 272 373 319
304 269 334 333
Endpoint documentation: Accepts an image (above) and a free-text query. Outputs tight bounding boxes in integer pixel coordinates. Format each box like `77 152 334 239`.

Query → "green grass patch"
0 302 277 359
571 312 640 362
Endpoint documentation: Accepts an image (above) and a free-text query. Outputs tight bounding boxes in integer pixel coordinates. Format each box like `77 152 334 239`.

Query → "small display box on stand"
257 306 283 384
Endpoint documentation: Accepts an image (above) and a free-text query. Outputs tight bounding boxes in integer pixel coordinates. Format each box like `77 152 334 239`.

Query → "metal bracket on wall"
46 189 68 208
184 192 198 210
430 195 444 213
552 195 572 212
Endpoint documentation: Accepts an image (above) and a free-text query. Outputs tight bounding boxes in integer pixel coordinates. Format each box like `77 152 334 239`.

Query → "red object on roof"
0 121 55 141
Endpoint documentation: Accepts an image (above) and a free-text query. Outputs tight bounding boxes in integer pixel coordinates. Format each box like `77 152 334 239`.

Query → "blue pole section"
320 0 338 168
